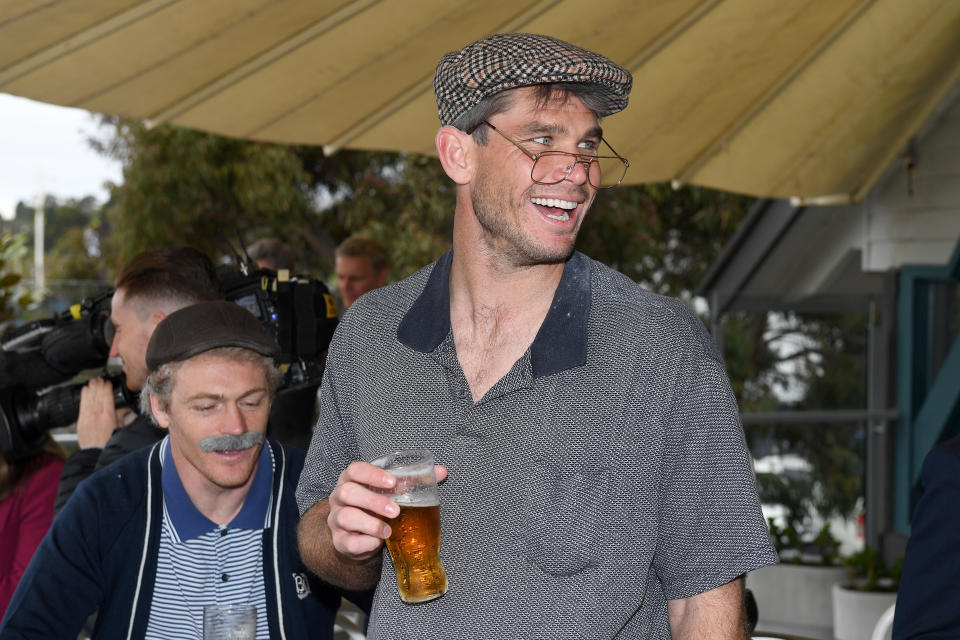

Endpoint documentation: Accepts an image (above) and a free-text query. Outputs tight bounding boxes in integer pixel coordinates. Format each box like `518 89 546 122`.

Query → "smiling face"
467 87 600 267
109 288 164 392
150 352 271 499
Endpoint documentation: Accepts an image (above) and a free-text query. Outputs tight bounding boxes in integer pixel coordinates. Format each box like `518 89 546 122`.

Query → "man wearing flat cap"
297 33 776 638
1 301 347 639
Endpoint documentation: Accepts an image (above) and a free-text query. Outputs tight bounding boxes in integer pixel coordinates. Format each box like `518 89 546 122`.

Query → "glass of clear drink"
202 604 257 640
372 449 448 603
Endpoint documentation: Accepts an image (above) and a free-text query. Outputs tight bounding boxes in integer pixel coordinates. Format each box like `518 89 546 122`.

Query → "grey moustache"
199 431 265 453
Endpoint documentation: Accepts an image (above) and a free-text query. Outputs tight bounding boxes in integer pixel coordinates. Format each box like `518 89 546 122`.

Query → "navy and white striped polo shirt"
145 437 273 640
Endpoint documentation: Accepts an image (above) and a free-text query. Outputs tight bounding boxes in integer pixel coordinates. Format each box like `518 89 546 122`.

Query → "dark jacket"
892 434 960 639
1 438 341 640
54 413 165 514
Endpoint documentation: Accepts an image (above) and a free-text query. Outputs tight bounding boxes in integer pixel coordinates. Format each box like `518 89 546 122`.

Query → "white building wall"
862 88 960 272
714 83 960 312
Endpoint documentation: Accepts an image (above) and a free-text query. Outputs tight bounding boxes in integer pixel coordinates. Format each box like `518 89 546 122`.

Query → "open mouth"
530 196 578 222
212 448 248 459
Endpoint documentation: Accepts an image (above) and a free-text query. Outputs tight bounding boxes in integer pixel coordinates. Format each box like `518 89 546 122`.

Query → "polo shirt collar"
397 250 591 378
160 436 273 541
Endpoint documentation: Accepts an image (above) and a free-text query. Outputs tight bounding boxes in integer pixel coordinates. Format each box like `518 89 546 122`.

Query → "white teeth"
531 197 577 210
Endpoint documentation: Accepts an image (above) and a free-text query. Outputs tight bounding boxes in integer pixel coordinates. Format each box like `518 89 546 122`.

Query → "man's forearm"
668 576 747 640
297 499 383 590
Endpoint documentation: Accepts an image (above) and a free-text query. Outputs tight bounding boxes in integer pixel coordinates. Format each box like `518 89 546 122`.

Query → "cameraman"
55 246 222 512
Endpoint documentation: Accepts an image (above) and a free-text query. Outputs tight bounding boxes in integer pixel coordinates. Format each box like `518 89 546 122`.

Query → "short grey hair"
451 83 611 145
246 238 296 271
140 346 283 424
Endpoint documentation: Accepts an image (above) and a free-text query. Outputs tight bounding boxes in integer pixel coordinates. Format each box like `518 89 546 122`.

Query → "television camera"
0 261 338 461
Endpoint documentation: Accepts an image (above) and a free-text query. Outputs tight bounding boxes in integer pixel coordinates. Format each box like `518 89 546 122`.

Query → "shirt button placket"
215 527 227 599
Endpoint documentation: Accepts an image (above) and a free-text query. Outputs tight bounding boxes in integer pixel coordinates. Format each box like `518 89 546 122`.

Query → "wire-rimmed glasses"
466 120 629 189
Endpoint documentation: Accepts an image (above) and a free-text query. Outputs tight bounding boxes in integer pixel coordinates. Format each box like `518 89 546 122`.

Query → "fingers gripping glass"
466 120 630 189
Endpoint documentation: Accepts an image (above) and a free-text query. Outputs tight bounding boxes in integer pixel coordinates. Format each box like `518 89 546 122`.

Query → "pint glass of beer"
372 449 448 603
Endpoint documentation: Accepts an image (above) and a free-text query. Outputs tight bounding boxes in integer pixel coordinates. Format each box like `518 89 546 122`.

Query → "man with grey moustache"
0 301 344 640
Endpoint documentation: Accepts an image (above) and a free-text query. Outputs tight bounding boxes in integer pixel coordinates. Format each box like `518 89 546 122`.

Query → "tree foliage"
754 313 868 527
577 182 750 299
0 232 37 332
1 196 106 286
93 120 324 272
316 153 456 278
92 120 459 277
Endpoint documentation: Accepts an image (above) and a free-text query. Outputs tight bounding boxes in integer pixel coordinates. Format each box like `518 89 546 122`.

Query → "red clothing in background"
0 451 65 617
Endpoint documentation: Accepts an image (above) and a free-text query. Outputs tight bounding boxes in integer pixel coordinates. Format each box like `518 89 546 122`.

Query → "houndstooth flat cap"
433 33 632 127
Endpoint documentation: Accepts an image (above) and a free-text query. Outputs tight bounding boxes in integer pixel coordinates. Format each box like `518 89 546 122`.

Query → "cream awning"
3 0 959 203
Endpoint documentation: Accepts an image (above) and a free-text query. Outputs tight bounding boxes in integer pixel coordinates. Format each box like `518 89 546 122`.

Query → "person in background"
0 301 344 639
0 435 65 618
892 433 960 638
55 245 223 512
334 237 389 310
247 237 297 272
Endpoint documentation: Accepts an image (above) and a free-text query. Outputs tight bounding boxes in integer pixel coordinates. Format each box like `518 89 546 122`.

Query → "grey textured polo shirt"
297 250 777 639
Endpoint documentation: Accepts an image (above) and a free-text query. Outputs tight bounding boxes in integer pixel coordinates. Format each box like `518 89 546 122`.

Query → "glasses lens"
531 153 626 189
595 156 627 188
531 153 604 187
531 153 568 185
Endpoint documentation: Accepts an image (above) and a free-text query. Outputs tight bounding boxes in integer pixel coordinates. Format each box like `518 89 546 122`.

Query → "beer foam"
393 493 440 507
387 464 432 479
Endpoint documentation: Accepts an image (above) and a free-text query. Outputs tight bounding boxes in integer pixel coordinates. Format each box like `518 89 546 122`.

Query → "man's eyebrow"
516 121 567 136
184 388 267 403
185 392 223 403
515 121 604 140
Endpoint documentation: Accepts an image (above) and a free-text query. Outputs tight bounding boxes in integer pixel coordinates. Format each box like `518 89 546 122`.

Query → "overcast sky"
0 93 122 220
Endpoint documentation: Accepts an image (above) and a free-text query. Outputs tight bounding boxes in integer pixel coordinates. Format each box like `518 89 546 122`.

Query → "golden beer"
372 449 448 603
384 502 448 603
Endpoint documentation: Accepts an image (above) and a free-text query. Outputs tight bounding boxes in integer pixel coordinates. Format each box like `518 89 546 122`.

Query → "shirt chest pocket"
521 461 611 576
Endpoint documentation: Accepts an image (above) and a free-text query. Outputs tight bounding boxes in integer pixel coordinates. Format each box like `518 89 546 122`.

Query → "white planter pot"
746 563 847 639
831 583 897 640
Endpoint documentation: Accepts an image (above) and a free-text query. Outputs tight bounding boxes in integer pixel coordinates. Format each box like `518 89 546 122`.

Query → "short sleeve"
295 325 361 516
653 355 777 600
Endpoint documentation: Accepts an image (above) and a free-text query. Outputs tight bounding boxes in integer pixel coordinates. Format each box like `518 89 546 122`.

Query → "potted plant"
747 520 847 639
832 547 900 640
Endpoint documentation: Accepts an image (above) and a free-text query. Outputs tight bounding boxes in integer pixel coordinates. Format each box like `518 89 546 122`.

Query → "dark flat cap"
434 33 632 127
146 301 280 371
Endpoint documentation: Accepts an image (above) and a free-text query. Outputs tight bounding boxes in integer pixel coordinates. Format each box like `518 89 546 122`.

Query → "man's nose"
221 404 247 434
563 158 590 186
108 334 120 358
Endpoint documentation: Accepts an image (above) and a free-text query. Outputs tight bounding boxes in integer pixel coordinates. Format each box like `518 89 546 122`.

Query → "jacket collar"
160 436 273 541
397 250 591 377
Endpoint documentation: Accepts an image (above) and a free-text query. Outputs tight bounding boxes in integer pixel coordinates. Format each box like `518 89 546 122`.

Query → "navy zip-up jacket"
0 438 341 639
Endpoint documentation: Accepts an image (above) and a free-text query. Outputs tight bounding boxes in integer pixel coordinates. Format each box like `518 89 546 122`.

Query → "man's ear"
149 310 167 331
436 126 474 185
149 394 171 430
